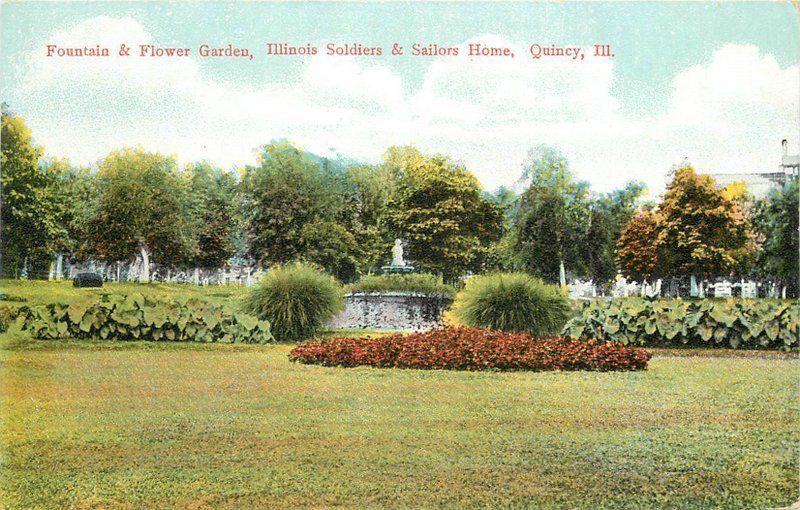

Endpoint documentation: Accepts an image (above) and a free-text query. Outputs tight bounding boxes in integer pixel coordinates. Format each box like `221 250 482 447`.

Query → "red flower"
289 327 651 372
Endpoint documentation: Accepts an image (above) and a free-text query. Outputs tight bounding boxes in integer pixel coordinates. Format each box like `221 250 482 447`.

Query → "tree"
383 146 503 281
616 165 756 280
242 142 362 281
42 158 97 276
753 176 798 289
85 148 190 281
511 146 590 284
657 166 756 277
184 162 238 269
581 182 646 284
344 163 395 273
616 207 660 281
0 110 57 278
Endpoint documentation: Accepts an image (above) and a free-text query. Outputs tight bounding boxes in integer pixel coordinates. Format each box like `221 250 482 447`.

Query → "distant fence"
2 258 263 286
3 259 797 299
569 276 797 300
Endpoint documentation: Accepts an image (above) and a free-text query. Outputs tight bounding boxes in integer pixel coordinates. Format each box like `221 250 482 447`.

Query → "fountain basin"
328 292 452 331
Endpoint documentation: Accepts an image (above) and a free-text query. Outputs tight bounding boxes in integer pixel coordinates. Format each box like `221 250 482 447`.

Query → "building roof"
705 171 787 199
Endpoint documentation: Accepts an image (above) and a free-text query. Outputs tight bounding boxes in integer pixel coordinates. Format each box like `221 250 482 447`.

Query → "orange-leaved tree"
617 165 756 280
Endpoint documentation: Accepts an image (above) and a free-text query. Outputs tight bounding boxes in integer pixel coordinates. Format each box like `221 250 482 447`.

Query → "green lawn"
1 335 797 509
0 279 248 307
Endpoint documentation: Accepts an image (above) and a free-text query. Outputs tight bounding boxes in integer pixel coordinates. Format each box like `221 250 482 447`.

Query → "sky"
1 1 798 195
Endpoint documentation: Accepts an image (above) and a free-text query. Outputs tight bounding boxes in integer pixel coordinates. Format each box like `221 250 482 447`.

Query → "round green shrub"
451 273 571 336
243 263 344 341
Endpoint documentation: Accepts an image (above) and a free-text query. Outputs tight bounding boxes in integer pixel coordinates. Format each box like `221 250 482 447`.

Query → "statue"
381 238 414 274
391 239 405 267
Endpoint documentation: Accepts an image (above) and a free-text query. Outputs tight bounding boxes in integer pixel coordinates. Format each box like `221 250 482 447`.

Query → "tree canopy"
1 110 55 277
753 176 798 284
511 146 591 283
617 165 756 279
384 146 504 281
85 148 191 269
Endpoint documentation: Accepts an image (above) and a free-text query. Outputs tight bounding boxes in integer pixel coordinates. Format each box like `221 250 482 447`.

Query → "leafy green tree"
384 146 503 281
512 146 591 284
581 182 646 284
85 148 191 281
0 109 58 278
41 159 97 275
242 142 362 281
753 176 798 288
482 186 519 271
344 163 395 274
184 162 239 268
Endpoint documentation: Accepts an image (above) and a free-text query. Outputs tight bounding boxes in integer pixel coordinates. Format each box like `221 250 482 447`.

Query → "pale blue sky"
2 2 798 193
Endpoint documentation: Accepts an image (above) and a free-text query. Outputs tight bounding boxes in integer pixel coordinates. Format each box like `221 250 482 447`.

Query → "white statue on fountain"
391 238 405 267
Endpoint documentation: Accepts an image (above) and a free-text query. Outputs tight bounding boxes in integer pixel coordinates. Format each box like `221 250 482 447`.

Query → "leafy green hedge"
18 294 273 343
563 298 798 350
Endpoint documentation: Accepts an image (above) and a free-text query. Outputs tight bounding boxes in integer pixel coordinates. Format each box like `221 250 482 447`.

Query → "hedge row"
290 327 651 371
563 298 798 350
18 293 273 343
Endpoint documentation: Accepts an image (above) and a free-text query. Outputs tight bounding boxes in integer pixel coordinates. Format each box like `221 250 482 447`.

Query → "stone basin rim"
345 291 454 299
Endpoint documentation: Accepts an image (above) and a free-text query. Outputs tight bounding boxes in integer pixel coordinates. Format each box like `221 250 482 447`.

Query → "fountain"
328 239 451 331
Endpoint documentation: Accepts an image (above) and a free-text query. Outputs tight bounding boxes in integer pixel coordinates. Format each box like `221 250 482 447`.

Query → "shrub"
0 293 27 303
563 298 798 350
18 294 272 343
347 273 456 297
451 273 571 336
290 327 651 372
243 263 344 341
0 305 18 333
73 273 103 287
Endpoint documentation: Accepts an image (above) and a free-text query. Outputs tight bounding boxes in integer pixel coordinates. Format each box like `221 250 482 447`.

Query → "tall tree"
344 163 395 273
0 109 56 278
753 176 798 287
184 162 239 269
85 148 190 281
42 158 97 275
657 166 756 277
616 207 660 281
512 146 590 284
242 142 362 281
581 182 646 283
482 185 518 271
384 146 503 281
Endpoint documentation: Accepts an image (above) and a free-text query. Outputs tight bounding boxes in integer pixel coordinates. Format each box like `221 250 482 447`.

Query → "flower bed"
289 327 651 371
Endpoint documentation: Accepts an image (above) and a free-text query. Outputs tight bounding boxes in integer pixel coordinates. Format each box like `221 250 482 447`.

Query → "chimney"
782 139 788 156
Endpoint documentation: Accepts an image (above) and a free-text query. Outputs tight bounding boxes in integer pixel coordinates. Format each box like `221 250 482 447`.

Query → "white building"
705 139 799 199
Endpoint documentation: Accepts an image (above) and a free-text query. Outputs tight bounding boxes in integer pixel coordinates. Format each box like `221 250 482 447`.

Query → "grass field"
1 333 797 509
1 280 798 508
0 279 248 307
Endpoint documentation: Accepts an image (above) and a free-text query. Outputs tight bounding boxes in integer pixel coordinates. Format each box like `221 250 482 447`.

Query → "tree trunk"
139 243 150 283
55 253 63 280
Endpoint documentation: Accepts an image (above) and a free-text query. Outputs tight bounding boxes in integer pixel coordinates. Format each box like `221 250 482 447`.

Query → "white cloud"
16 16 799 195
